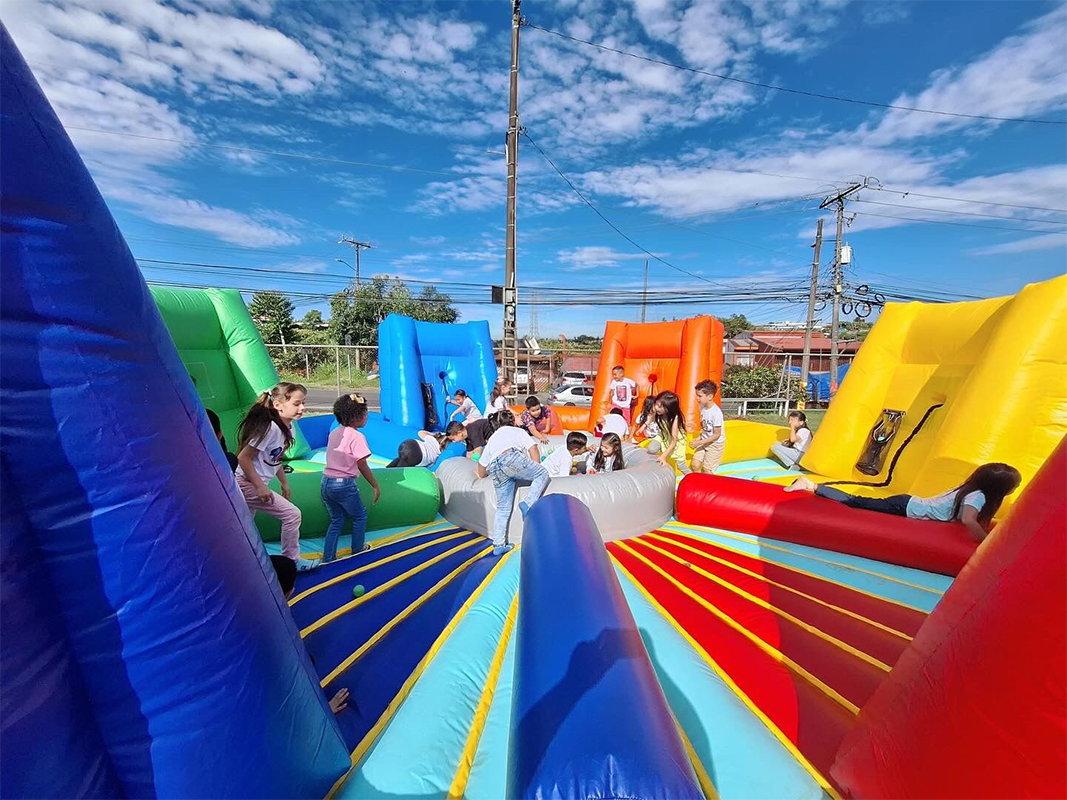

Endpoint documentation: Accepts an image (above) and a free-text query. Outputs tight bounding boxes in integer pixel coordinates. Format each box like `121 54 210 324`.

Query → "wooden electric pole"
819 181 865 396
501 0 522 388
338 236 372 287
800 218 823 402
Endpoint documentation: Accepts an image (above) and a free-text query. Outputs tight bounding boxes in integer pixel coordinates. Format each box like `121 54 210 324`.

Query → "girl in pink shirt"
320 394 380 562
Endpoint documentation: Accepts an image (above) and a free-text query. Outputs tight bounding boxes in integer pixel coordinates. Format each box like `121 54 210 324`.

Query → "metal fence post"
304 350 310 378
335 346 341 394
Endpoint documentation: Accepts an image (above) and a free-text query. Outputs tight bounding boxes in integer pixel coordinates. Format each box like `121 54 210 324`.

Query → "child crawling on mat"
785 462 1021 542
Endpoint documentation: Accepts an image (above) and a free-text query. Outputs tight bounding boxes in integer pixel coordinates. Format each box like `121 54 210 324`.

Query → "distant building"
726 329 862 371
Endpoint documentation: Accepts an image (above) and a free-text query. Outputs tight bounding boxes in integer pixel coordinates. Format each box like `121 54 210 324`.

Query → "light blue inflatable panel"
339 555 519 798
378 314 496 430
464 628 517 800
615 563 830 800
0 25 349 797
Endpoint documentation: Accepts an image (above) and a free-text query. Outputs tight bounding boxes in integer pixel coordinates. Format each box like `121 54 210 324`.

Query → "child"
236 382 319 571
631 395 657 442
785 463 1021 543
447 389 483 425
519 396 558 444
596 408 629 439
474 409 548 555
206 408 239 471
690 380 726 474
609 365 638 424
388 429 448 468
484 379 512 417
771 411 812 470
269 555 349 715
586 432 625 474
543 432 590 478
451 417 495 457
321 394 380 563
648 391 690 474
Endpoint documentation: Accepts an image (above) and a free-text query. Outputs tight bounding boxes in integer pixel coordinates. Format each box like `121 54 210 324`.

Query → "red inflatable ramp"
676 474 977 576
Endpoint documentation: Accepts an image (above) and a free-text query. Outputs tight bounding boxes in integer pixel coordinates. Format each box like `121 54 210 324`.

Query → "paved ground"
305 386 380 411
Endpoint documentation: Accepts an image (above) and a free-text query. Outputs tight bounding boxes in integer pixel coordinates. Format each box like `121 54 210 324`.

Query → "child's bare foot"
784 476 817 493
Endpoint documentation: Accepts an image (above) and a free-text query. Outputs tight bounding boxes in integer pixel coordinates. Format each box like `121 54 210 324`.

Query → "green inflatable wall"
150 287 441 539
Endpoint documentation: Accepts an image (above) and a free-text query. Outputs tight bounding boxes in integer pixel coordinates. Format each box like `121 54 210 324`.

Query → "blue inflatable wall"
507 496 704 800
0 24 349 798
378 314 497 431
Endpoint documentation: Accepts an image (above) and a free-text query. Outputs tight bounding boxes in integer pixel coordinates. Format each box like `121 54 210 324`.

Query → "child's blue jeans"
320 476 368 562
488 449 549 547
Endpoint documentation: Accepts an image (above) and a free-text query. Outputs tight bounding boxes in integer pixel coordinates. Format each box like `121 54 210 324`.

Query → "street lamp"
336 258 356 287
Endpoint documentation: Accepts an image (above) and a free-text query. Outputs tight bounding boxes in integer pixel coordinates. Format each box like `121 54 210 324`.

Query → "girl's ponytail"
237 383 304 453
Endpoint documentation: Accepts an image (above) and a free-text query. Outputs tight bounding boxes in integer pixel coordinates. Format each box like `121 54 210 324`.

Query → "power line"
850 209 1067 234
876 186 1067 214
525 23 1067 126
852 198 1067 226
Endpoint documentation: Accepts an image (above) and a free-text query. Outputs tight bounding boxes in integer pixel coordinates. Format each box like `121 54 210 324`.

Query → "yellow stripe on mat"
321 546 492 687
448 591 520 799
615 541 860 715
291 530 472 606
650 531 924 623
301 538 482 638
366 520 449 550
632 539 893 672
665 521 943 599
325 551 516 800
611 555 841 800
676 718 720 800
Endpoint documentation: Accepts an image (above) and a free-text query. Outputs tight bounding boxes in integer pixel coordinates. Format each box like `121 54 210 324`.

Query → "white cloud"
967 233 1067 256
557 246 654 270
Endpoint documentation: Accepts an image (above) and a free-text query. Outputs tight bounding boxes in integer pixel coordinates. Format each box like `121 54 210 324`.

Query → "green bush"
721 365 804 399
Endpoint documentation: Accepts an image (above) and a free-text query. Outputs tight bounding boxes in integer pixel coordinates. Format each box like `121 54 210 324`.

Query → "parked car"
549 383 595 407
560 371 589 385
513 370 530 392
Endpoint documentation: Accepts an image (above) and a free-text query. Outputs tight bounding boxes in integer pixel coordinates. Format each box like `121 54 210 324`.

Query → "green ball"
352 584 366 598
471 452 481 462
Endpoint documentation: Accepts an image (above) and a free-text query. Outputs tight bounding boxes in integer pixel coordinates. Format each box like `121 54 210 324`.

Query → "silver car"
549 383 595 407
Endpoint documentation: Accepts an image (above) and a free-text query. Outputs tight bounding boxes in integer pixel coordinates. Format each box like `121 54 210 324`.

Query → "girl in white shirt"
771 411 812 470
388 430 449 468
484 379 512 417
586 433 625 474
234 382 318 571
786 462 1021 542
474 409 548 555
447 389 483 425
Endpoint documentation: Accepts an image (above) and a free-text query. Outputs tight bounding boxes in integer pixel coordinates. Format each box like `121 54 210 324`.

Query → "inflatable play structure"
3 26 1065 800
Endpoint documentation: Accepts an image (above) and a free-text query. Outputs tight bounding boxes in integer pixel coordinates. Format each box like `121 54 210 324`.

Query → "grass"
741 408 828 432
277 363 379 390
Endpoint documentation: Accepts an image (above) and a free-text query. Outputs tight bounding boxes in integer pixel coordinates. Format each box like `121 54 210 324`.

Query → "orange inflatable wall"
554 317 724 433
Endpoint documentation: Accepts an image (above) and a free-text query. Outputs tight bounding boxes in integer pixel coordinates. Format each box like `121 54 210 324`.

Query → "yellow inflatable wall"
799 274 1067 515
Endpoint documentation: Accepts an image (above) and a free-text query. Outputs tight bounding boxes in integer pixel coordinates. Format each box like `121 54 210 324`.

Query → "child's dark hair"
566 432 588 452
454 389 468 399
788 410 808 429
495 409 516 428
525 395 540 409
237 382 306 454
636 394 656 423
612 364 624 372
206 408 226 446
270 554 297 597
654 390 686 436
333 393 369 427
609 408 624 417
695 379 718 395
445 421 466 439
952 463 1021 526
593 433 625 471
489 379 510 406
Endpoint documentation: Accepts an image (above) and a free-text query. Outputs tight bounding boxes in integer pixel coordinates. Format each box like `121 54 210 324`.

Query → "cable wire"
852 198 1067 225
525 23 1067 125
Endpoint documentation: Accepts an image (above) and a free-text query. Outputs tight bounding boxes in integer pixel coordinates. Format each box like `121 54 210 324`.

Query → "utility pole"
799 218 823 404
640 259 649 323
338 236 372 287
501 0 522 390
819 180 865 396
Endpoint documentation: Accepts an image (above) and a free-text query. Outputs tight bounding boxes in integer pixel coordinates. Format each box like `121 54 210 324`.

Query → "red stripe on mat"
641 536 910 667
656 529 926 636
609 541 853 778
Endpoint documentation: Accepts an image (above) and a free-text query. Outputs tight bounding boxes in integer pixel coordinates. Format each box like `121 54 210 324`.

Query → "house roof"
745 330 863 353
561 356 599 373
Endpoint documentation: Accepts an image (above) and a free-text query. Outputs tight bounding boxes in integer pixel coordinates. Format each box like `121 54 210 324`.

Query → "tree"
840 315 874 342
723 313 752 338
249 290 295 345
301 309 324 327
329 276 459 346
721 364 804 400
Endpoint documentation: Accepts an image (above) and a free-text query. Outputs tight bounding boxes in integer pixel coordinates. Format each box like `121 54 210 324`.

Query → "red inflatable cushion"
676 474 977 576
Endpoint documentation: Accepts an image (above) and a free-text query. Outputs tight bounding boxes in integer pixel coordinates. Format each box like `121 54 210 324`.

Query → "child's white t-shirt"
699 404 726 444
236 421 286 484
484 395 508 417
610 378 637 408
542 447 575 478
907 489 985 521
417 435 442 467
480 426 536 469
793 427 812 455
600 414 629 438
585 451 619 473
458 397 483 423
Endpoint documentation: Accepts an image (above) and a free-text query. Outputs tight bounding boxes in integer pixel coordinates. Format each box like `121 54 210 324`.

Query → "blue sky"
7 0 1066 337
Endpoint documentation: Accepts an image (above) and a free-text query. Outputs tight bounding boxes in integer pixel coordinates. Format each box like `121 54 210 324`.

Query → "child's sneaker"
492 543 514 556
518 500 531 518
296 558 321 572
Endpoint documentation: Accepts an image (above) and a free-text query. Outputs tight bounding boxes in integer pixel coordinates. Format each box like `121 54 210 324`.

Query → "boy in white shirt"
596 408 629 439
690 379 726 474
542 432 590 478
609 365 637 424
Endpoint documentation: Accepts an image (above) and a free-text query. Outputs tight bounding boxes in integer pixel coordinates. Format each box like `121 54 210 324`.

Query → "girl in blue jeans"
320 394 380 562
474 409 549 555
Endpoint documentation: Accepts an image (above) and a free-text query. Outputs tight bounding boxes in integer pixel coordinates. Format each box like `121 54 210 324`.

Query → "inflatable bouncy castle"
3 24 1065 800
